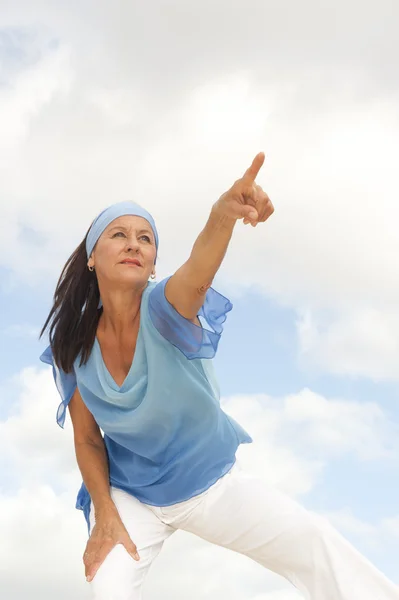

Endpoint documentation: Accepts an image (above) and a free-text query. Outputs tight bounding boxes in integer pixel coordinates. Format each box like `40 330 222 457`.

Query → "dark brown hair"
39 226 102 374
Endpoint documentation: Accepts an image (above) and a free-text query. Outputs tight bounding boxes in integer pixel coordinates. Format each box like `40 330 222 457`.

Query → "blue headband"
86 201 159 260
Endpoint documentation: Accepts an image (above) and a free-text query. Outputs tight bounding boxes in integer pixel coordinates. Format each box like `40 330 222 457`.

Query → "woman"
40 153 399 599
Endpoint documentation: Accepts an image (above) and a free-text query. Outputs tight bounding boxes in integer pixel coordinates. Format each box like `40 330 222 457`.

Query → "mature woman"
40 153 398 600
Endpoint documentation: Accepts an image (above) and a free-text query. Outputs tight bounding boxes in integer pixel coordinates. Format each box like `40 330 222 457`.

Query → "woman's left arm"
165 152 274 321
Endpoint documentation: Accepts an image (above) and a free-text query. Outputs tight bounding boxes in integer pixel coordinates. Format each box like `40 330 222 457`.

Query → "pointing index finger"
243 152 265 182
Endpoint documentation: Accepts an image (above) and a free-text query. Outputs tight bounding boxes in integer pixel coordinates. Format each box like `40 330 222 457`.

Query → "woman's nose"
126 238 140 253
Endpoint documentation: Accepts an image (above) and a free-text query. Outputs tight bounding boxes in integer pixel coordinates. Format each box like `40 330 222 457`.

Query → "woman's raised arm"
165 152 274 321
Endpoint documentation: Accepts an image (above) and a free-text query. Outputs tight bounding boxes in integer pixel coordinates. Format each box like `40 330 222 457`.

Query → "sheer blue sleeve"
40 345 77 429
148 277 233 359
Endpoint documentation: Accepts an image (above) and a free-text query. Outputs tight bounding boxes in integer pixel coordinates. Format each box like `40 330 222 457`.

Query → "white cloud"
0 367 78 487
0 484 88 600
223 388 398 465
297 308 399 381
0 42 72 161
222 393 324 496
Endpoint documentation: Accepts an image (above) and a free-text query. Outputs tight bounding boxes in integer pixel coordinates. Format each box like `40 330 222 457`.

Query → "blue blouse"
40 278 252 532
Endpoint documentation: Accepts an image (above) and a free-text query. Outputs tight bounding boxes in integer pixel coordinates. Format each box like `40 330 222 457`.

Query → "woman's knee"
89 544 145 600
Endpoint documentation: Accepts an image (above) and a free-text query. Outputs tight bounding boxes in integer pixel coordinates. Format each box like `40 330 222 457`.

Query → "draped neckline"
94 315 142 392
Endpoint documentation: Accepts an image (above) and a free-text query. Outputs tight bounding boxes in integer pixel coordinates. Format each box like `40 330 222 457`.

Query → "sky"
1 1 399 598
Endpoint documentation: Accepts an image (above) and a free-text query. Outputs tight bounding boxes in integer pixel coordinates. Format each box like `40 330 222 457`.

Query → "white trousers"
88 461 399 600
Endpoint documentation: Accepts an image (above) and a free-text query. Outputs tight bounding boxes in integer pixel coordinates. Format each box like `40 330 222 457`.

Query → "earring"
150 272 156 280
88 265 94 272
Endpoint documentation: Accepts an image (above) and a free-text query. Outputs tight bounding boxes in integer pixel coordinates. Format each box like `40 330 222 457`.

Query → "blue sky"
1 3 399 599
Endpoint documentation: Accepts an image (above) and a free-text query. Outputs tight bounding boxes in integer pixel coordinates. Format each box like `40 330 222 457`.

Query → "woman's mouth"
120 259 142 267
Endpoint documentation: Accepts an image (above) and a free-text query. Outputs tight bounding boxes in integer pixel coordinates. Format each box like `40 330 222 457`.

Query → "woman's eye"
112 232 151 242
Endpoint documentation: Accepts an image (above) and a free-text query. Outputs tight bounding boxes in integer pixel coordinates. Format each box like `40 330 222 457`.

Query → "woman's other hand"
83 511 140 583
214 152 274 227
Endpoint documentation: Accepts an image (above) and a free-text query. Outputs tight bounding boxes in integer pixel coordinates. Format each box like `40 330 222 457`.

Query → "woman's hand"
83 511 140 583
214 152 274 226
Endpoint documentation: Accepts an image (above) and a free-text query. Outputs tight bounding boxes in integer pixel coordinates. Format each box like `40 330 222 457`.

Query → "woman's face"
88 215 157 290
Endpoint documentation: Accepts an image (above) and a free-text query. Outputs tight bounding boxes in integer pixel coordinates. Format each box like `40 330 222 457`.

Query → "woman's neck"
97 289 143 341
